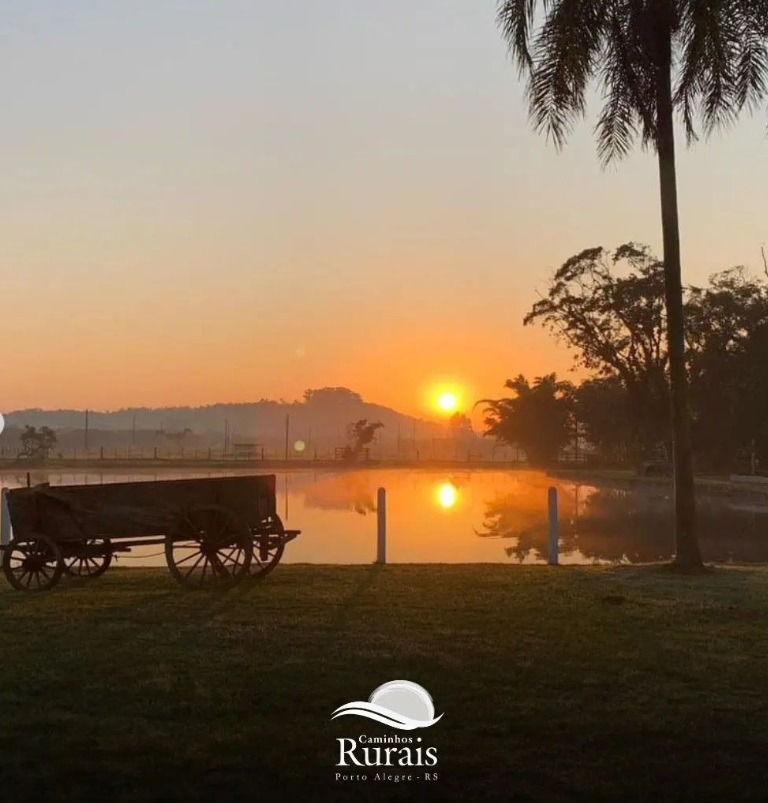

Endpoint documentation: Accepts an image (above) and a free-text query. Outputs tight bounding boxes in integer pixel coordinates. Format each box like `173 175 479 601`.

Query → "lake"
2 467 767 565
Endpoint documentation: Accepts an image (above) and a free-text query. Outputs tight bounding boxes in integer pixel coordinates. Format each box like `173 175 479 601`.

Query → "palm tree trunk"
655 26 702 569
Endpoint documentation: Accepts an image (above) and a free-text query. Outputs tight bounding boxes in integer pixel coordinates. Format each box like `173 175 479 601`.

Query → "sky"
1 0 766 423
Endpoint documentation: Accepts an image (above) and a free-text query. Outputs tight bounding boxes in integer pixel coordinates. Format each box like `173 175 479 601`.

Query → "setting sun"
437 392 458 413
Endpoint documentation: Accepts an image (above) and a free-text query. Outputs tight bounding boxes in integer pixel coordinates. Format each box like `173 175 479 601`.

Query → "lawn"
1 565 767 802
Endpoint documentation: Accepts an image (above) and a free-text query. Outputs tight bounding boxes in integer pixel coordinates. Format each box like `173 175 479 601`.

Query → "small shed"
232 442 259 460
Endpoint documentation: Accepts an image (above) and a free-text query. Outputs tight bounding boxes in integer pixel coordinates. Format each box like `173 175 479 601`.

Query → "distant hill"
1 387 486 457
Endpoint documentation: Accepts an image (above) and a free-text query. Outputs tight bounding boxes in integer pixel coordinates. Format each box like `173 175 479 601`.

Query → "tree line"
495 0 767 570
481 243 768 473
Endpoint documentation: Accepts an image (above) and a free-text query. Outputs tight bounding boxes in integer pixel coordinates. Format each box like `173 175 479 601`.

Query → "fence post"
547 487 559 566
0 488 10 545
376 487 386 564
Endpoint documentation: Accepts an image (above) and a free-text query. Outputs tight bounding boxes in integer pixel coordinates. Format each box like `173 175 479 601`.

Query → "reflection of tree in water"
478 483 768 564
477 489 565 563
10 471 49 489
303 473 375 516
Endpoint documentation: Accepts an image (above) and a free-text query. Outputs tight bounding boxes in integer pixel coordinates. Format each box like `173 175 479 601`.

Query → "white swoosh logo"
330 701 444 730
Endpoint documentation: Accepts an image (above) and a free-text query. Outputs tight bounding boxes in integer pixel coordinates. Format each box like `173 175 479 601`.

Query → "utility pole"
84 409 89 454
132 414 136 446
224 419 229 455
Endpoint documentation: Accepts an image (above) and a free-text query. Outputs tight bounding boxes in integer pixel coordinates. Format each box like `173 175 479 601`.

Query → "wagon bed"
1 475 300 592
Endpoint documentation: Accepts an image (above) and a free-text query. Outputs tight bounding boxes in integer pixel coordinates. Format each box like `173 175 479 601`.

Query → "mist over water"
2 468 766 566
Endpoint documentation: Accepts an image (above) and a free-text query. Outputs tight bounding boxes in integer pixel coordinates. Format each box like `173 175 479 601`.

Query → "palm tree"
497 0 768 569
478 374 575 467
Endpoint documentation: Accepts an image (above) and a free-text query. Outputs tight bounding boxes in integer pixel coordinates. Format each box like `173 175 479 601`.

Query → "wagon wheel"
250 513 286 578
62 538 112 578
2 534 64 592
166 504 253 588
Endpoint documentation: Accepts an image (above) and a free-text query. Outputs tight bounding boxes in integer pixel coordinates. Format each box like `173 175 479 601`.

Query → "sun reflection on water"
436 482 458 510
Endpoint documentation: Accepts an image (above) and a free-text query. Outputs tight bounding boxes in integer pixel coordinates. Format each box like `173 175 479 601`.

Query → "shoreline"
1 459 767 498
0 457 530 473
548 467 768 499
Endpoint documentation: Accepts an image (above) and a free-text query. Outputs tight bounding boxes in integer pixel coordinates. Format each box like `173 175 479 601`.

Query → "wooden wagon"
1 475 300 592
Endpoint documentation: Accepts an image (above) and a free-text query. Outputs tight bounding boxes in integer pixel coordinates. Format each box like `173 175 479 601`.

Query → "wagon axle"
23 554 46 571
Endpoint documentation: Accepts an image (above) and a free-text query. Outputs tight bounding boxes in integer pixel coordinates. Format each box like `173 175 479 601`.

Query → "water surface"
2 468 766 565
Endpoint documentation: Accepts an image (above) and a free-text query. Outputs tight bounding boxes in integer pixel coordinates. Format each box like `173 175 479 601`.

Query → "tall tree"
574 377 636 462
496 0 768 568
479 374 574 467
687 268 768 469
525 243 669 457
20 425 57 461
447 412 475 439
344 419 384 462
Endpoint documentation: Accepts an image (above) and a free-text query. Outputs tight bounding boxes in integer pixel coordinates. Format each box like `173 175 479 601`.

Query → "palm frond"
674 0 768 138
596 5 654 164
527 0 609 147
497 0 542 73
733 11 768 112
496 0 768 158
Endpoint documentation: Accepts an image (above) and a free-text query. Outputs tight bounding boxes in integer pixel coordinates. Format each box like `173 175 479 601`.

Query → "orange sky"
2 2 766 424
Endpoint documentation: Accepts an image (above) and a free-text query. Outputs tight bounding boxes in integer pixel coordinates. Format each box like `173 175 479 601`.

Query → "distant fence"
0 444 597 466
0 446 525 463
0 446 530 464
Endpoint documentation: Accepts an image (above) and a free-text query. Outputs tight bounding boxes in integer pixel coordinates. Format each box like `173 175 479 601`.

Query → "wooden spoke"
250 514 286 578
166 504 252 588
2 534 64 593
62 539 112 578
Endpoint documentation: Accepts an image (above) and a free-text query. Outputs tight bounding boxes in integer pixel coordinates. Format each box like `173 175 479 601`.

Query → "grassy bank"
549 467 768 498
1 565 767 801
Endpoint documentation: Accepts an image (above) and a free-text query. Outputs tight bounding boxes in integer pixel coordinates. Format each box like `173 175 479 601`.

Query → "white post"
0 488 10 546
376 487 386 564
547 487 559 566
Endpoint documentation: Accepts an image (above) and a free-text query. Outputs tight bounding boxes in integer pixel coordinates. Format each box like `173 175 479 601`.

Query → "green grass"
1 565 768 802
